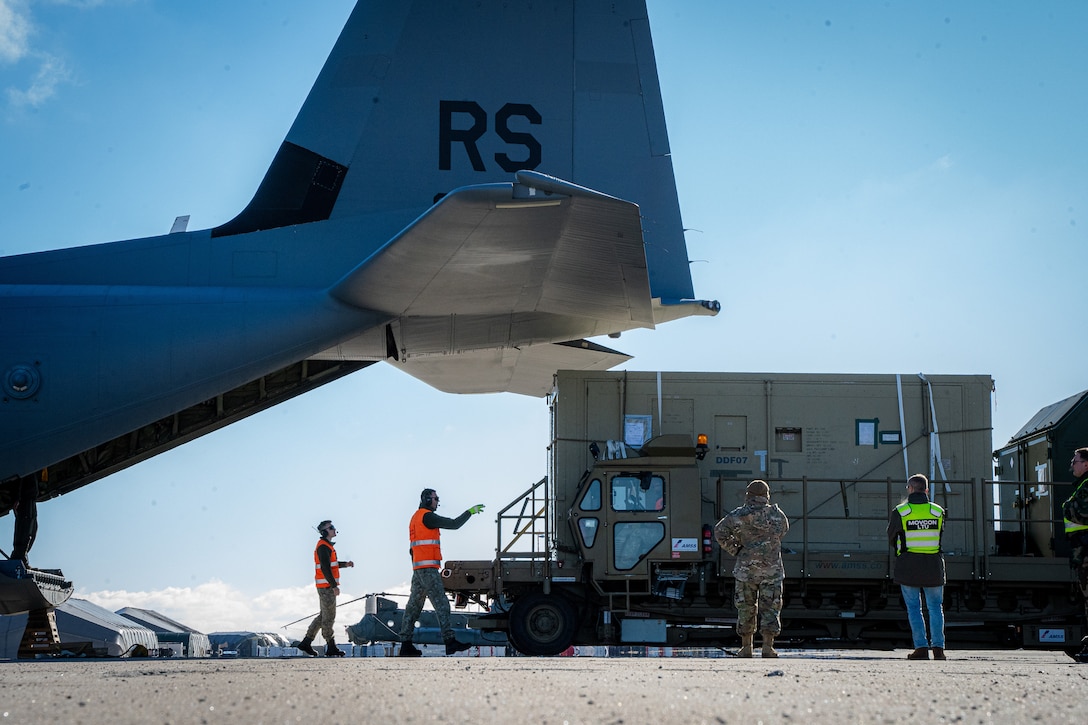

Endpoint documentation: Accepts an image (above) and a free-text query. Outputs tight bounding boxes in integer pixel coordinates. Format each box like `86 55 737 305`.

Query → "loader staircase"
18 607 60 657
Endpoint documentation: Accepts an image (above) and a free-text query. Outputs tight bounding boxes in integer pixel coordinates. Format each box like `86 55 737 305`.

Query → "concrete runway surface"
1 649 1084 724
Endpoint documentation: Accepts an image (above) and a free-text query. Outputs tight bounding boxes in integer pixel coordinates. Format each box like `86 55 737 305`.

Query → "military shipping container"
443 371 1084 655
993 389 1088 560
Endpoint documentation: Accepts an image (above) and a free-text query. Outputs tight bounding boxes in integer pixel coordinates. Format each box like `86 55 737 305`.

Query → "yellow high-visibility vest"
1064 480 1088 535
896 501 944 554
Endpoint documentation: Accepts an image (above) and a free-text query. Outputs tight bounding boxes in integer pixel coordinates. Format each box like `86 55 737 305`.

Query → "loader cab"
569 435 704 580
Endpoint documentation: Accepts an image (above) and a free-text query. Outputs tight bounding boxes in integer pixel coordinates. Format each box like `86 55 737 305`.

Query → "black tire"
508 591 577 656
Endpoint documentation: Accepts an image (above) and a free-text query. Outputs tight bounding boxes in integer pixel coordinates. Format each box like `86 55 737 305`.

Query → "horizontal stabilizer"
652 297 722 325
394 340 632 397
0 0 719 490
330 178 653 328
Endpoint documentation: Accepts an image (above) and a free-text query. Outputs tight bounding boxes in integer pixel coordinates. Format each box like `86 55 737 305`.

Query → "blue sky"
2 1 1086 639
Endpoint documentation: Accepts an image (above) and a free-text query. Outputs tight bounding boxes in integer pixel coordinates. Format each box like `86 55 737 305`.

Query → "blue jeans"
900 584 945 649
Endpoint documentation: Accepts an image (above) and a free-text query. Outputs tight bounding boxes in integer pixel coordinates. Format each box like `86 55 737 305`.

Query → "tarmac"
1 648 1084 724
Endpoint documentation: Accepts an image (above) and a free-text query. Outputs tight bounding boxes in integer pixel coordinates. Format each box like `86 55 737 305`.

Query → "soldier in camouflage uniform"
1062 447 1088 662
397 489 485 656
298 520 354 657
715 479 790 657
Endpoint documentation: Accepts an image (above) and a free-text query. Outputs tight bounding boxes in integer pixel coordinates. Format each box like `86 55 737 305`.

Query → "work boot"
324 639 346 657
398 641 422 657
444 638 472 655
761 632 778 658
297 638 318 657
932 647 947 660
907 647 930 660
737 634 754 658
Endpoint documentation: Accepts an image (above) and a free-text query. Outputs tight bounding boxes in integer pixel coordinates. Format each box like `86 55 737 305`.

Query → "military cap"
745 480 770 497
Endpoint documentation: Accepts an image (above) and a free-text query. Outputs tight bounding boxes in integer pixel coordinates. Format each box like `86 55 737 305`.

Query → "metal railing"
495 476 550 562
731 476 1067 581
491 474 1069 583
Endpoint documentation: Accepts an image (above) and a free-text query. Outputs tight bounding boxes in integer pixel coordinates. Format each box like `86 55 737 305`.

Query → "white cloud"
80 580 317 638
1 0 131 64
0 0 32 64
78 580 416 642
1 0 75 109
933 154 954 170
7 52 70 107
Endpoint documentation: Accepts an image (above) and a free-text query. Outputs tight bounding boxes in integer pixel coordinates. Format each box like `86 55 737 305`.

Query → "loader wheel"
508 592 576 656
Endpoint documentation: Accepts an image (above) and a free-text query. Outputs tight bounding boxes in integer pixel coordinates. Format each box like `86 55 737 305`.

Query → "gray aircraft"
0 0 717 569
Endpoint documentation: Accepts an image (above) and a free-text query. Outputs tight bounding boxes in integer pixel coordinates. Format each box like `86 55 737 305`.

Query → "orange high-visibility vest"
314 538 339 588
409 508 442 569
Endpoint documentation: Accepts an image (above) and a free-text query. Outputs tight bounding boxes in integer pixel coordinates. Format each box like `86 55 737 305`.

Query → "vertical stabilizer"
216 0 695 302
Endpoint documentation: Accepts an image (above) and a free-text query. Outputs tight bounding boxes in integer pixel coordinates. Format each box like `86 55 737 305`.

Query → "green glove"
468 504 485 515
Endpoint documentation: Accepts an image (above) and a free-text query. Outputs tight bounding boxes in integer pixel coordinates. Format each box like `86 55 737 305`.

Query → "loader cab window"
613 522 665 570
578 518 599 548
576 478 602 548
579 478 602 511
611 474 665 512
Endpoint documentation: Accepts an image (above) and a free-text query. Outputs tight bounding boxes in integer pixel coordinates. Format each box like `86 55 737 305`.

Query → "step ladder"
18 608 60 658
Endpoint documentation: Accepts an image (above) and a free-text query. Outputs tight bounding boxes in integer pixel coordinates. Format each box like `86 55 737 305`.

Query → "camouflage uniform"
1062 471 1088 635
715 486 790 636
306 587 338 644
301 525 349 656
398 501 473 648
402 567 454 637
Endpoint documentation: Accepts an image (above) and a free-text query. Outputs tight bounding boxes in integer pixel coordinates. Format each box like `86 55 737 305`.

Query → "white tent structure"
117 607 211 657
208 631 292 658
0 598 158 658
54 599 158 656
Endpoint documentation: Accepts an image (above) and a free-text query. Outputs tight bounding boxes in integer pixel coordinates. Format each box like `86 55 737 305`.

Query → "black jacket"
888 491 946 587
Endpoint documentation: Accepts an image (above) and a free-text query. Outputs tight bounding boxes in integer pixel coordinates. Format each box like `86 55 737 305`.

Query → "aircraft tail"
214 0 702 307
